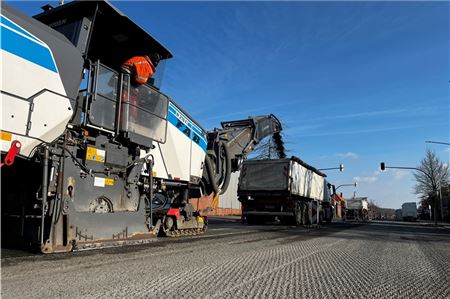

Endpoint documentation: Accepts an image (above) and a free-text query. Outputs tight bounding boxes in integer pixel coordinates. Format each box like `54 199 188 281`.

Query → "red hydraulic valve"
1 140 22 167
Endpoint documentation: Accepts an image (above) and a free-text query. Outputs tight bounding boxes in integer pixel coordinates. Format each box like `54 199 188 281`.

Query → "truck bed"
238 157 327 201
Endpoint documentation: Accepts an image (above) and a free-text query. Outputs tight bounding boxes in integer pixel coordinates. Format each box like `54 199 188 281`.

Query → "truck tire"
306 202 313 225
294 201 303 226
246 215 260 225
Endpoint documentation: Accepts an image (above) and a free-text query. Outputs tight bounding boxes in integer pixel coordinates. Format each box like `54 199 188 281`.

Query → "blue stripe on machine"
189 122 203 136
0 15 42 44
168 108 207 152
193 132 208 151
168 103 207 140
1 21 58 73
168 103 205 137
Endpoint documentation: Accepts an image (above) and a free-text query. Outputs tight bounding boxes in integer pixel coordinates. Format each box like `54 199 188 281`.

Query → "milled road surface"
2 219 450 298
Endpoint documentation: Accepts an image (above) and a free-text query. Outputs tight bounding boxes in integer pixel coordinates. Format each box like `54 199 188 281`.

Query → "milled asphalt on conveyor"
2 219 449 298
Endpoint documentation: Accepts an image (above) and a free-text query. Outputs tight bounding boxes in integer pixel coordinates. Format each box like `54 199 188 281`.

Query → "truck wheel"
294 201 303 226
281 216 293 225
246 216 258 225
305 202 312 225
263 216 275 223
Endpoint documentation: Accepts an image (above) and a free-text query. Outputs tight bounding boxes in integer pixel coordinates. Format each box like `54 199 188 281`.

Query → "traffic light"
380 162 385 171
339 164 344 172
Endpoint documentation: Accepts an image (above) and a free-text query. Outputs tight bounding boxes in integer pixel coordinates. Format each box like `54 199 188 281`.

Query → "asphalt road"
2 219 450 298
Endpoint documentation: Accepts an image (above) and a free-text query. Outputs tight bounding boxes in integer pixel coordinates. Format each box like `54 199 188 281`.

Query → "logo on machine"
168 103 207 152
175 111 189 126
175 118 191 138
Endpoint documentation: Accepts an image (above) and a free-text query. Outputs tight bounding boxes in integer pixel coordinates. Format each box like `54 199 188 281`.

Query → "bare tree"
414 149 449 221
251 131 288 160
251 136 275 160
368 200 381 219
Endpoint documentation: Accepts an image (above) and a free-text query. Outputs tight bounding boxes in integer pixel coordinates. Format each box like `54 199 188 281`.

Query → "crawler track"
164 226 207 237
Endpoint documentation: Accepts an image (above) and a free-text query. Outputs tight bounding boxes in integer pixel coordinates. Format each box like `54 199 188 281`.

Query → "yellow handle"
211 193 220 209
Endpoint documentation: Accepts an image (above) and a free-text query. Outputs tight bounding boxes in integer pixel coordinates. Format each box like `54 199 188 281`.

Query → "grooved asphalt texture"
2 220 449 298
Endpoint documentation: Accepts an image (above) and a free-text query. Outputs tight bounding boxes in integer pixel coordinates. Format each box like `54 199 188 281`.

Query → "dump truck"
0 1 282 253
237 157 333 225
345 197 369 222
401 202 417 221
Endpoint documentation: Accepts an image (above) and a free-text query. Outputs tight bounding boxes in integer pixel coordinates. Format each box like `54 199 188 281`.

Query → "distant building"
425 183 450 222
440 183 450 222
331 193 346 219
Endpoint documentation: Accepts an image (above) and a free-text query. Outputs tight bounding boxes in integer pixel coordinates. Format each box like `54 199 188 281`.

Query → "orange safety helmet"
121 55 156 85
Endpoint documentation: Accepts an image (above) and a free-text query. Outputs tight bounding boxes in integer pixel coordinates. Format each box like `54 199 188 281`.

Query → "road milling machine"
0 1 282 253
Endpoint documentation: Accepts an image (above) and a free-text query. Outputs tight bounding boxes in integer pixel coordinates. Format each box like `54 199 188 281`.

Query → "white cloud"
336 152 359 159
393 170 410 180
353 176 378 183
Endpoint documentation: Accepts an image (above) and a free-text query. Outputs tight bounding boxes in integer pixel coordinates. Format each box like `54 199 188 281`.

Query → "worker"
121 53 160 85
121 53 161 128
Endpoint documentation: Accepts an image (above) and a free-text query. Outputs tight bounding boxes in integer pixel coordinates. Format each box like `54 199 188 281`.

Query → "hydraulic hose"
220 143 231 194
204 154 219 195
40 147 49 244
148 160 153 228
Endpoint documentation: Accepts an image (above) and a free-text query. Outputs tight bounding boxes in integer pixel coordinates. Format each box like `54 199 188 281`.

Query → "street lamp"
425 141 450 146
319 164 344 172
380 162 439 225
333 182 357 200
333 182 357 217
335 182 357 191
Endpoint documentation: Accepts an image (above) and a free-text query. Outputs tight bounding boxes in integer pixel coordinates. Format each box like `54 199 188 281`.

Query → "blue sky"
10 1 449 209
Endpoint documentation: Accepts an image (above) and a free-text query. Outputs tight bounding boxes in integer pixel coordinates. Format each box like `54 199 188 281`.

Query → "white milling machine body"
1 1 282 253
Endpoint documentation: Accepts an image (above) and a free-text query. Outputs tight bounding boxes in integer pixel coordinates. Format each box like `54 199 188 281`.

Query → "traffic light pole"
380 163 439 225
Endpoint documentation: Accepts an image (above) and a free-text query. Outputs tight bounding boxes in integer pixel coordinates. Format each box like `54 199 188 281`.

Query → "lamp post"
425 141 450 146
319 164 344 172
335 182 357 191
332 182 357 221
380 162 439 225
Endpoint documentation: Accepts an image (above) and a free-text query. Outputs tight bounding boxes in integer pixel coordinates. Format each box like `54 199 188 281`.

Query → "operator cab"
34 0 172 148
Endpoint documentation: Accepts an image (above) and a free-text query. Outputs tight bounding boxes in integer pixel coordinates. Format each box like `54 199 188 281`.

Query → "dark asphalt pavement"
2 219 449 298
